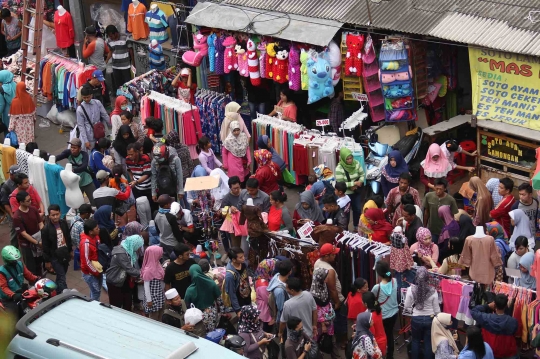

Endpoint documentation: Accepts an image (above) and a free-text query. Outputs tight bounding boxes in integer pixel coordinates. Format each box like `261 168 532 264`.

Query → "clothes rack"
194 89 232 155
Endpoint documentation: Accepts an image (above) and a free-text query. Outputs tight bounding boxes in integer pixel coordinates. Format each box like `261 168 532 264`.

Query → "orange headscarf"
10 82 35 116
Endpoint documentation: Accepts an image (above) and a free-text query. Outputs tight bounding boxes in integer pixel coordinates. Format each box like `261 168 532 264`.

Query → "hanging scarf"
238 305 262 333
439 205 460 241
310 268 329 304
364 208 393 232
10 81 35 115
421 143 452 178
431 313 459 355
412 267 435 310
124 221 144 238
184 263 222 310
468 176 493 225
121 235 144 265
384 149 409 178
94 205 115 232
295 191 325 223
140 245 164 281
113 125 136 158
360 200 378 226
509 209 533 249
338 147 358 174
416 227 434 258
254 149 278 177
110 95 126 119
458 214 475 242
519 252 536 290
223 121 249 157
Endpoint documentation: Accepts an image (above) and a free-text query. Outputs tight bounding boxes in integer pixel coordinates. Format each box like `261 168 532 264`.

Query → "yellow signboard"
469 47 540 130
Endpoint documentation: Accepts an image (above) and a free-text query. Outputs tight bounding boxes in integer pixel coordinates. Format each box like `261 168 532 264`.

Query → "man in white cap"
171 68 196 104
161 288 195 332
92 170 131 208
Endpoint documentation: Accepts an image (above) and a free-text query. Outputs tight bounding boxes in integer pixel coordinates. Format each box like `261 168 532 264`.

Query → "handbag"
343 169 362 195
80 104 106 139
5 131 18 147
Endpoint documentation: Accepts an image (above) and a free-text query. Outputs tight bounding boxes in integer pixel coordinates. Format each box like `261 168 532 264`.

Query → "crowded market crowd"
0 25 537 359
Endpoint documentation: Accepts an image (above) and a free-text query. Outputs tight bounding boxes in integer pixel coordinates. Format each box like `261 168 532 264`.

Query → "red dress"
54 11 74 48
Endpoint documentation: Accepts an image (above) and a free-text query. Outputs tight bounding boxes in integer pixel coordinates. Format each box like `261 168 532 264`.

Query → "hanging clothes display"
27 152 49 214
140 91 202 159
145 7 169 44
39 52 97 110
44 161 69 216
15 145 30 174
127 2 150 41
53 10 74 49
194 89 232 155
2 143 16 180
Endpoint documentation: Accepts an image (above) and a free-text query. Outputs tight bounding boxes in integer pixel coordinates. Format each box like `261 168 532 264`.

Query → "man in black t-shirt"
164 243 195 298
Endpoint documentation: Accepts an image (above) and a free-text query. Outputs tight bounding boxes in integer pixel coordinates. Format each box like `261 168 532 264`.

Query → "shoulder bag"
80 103 105 140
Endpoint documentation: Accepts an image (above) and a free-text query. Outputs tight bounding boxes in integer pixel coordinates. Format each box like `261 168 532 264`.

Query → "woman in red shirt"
252 149 281 195
361 291 387 356
347 277 369 339
363 208 392 244
267 191 294 234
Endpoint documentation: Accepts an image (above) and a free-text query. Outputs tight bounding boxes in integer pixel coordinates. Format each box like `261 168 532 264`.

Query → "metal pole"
364 0 373 25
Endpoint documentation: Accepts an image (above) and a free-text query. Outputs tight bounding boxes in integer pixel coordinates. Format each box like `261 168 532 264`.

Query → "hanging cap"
165 288 179 300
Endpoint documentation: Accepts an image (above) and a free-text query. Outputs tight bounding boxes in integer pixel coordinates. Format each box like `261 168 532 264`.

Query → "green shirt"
70 153 93 187
335 162 365 195
422 192 458 236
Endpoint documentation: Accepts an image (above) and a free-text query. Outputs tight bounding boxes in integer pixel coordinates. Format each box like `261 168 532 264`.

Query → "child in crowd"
335 181 351 210
306 174 317 191
197 136 222 175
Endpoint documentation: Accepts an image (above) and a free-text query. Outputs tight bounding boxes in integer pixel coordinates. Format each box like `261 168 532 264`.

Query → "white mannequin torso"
60 163 85 209
57 5 66 16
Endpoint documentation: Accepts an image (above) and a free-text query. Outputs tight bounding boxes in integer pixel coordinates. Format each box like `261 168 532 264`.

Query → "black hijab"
113 125 136 158
458 214 475 242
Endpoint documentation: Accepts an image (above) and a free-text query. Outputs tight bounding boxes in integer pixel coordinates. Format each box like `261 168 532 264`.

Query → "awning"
185 2 343 47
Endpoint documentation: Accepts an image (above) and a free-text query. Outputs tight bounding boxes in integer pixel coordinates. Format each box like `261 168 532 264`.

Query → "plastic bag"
39 118 50 128
90 4 126 35
184 304 203 325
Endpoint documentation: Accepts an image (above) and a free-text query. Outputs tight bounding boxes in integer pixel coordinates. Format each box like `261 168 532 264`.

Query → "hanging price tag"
297 222 314 239
316 119 330 127
351 92 369 102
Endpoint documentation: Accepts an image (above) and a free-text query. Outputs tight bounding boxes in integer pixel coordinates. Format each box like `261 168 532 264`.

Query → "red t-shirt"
370 311 387 356
174 82 197 104
347 292 367 319
9 186 42 213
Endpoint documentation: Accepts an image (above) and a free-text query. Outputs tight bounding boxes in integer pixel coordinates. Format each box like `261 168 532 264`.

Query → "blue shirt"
458 343 494 359
145 9 169 43
371 279 398 319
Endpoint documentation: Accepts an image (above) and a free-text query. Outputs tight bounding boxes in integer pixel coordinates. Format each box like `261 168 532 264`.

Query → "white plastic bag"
184 304 203 325
57 110 77 128
47 106 59 124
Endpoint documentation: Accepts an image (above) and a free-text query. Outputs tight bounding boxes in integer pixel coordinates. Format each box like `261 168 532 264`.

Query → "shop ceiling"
210 0 540 56
185 2 343 47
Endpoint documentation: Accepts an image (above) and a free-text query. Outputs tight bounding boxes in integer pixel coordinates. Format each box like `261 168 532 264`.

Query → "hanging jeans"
411 315 434 359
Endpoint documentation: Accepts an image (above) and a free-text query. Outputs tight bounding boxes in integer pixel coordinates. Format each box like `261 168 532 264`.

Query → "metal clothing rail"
45 50 79 64
410 267 477 285
494 280 536 294
123 69 156 86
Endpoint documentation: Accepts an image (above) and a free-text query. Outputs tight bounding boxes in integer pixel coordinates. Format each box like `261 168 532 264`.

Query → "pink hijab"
421 143 452 178
140 246 164 281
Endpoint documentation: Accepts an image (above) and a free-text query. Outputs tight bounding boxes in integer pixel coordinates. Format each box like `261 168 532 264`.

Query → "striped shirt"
126 154 152 191
108 35 131 70
145 9 169 44
148 44 165 70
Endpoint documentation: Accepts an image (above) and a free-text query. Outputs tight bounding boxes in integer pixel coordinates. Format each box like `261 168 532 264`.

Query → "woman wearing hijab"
141 246 165 320
219 101 251 143
486 221 509 282
519 252 536 290
210 168 230 211
335 147 365 232
237 305 274 359
410 227 439 268
0 70 16 130
352 312 383 359
468 176 494 226
437 237 468 278
8 81 35 143
124 221 151 250
404 267 440 359
293 191 325 229
110 95 127 139
420 143 453 193
257 135 286 171
113 124 136 168
106 235 143 311
359 200 378 235
222 121 251 184
381 150 409 197
184 264 224 333
431 313 459 359
94 205 118 247
165 130 195 186
252 149 281 195
363 208 393 244
438 205 460 261
458 214 476 243
508 236 531 285
310 268 336 342
509 209 534 250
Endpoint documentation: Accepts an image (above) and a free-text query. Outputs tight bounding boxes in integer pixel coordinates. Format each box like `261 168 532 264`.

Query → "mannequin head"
150 4 158 12
132 0 139 5
1 9 12 23
57 5 66 15
105 25 120 41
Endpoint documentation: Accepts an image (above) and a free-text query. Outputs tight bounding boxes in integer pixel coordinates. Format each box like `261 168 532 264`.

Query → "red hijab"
10 82 35 116
110 96 127 119
364 208 393 232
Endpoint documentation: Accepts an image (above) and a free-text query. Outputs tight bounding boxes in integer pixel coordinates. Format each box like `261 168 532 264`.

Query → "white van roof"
9 292 242 359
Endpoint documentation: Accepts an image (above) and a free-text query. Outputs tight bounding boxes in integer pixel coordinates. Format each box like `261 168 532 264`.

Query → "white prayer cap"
170 202 181 216
165 288 179 300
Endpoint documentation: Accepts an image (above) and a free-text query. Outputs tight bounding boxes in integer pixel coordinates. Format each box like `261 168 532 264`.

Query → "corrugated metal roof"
216 0 540 56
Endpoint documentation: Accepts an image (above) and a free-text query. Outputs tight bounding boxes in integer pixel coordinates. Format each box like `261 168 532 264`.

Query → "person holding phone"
293 191 325 230
238 305 275 359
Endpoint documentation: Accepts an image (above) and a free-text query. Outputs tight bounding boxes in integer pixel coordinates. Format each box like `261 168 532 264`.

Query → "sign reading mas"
469 47 540 130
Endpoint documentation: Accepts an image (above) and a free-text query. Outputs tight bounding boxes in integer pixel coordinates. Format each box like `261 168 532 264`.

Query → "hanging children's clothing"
44 162 69 216
128 2 150 40
194 89 231 155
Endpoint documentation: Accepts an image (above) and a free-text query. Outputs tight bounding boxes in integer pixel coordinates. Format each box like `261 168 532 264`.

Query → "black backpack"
156 164 177 196
97 243 112 271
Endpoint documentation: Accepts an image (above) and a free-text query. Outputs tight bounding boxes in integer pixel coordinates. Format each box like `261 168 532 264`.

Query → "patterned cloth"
9 112 35 144
70 215 85 249
385 185 422 226
143 279 165 313
390 245 414 273
238 305 261 333
310 268 329 304
256 259 276 281
352 335 383 359
316 302 335 339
